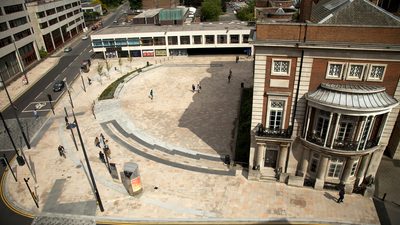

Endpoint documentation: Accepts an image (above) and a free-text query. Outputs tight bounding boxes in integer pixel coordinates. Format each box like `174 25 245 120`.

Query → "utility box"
123 162 142 195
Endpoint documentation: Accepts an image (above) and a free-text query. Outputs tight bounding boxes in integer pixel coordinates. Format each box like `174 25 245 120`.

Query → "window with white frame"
310 153 320 173
328 157 344 178
367 64 386 81
337 116 355 141
326 62 345 79
271 59 290 75
315 110 330 140
268 100 285 130
350 159 359 176
347 64 365 80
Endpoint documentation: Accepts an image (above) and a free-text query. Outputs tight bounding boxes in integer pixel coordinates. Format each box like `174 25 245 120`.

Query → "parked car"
64 47 72 52
53 80 65 92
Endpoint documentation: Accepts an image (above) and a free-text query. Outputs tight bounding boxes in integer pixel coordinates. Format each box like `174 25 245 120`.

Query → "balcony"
306 134 378 151
255 124 292 139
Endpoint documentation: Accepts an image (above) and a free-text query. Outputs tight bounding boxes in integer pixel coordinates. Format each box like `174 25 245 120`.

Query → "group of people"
95 133 111 162
191 83 202 93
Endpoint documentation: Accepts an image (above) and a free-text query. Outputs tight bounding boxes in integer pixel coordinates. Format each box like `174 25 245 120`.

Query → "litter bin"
123 162 142 195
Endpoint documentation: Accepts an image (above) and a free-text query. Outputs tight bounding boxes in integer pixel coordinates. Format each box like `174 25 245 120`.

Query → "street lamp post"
0 74 31 149
0 111 25 166
64 110 79 152
12 38 29 85
23 178 39 208
80 70 86 92
2 154 17 182
71 109 104 212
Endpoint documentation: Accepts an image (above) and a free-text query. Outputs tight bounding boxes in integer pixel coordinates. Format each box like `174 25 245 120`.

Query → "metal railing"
306 133 378 151
255 124 292 138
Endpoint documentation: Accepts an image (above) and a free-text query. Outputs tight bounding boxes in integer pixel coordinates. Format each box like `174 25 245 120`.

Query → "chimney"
299 0 319 22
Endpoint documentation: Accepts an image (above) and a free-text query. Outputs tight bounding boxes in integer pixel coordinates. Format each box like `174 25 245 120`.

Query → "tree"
39 47 48 59
128 0 142 10
127 54 133 69
105 60 112 78
201 0 222 21
97 62 104 85
236 0 255 21
118 58 123 74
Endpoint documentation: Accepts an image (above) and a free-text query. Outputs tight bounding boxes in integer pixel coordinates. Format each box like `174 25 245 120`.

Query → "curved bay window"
303 83 398 152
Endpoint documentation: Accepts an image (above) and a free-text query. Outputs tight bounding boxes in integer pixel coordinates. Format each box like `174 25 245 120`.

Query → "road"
0 3 129 225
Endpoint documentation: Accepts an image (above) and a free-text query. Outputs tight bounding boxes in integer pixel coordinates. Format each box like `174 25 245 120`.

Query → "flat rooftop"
134 8 162 18
95 22 253 35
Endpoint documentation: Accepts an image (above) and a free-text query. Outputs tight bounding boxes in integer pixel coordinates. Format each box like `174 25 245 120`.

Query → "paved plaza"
1 56 381 224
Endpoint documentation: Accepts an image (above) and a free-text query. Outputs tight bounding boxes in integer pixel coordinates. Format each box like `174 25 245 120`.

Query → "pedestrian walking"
88 77 92 85
229 69 232 76
95 137 100 148
58 145 66 158
192 84 196 93
99 133 105 146
99 151 105 163
236 55 239 63
104 142 111 159
228 74 232 83
337 187 345 203
33 109 38 119
197 83 201 93
149 89 154 100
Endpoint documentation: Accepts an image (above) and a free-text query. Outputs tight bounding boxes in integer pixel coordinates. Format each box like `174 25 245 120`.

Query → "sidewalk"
1 56 380 225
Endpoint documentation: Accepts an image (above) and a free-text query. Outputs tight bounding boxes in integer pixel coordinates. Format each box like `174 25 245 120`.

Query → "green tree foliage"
183 0 203 7
39 47 48 59
128 0 142 10
101 0 122 7
221 0 227 12
201 0 222 21
84 11 100 21
236 0 255 21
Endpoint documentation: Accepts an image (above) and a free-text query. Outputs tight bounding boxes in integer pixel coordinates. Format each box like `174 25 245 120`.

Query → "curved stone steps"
101 120 236 176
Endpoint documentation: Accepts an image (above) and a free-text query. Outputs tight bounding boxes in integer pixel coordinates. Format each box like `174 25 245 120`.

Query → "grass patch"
98 66 147 100
234 88 253 166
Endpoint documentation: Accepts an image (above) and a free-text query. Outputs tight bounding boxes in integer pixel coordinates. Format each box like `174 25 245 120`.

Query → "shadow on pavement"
323 192 337 202
178 60 251 157
43 179 96 216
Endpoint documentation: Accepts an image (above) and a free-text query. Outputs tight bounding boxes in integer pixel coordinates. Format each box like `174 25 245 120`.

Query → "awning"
306 83 398 112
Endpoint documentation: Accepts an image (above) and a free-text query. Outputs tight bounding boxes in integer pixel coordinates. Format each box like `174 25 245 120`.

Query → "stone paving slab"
1 56 380 225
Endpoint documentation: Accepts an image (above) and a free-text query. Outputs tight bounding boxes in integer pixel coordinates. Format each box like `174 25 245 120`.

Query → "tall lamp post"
0 73 31 149
0 111 25 166
13 38 29 85
71 109 104 212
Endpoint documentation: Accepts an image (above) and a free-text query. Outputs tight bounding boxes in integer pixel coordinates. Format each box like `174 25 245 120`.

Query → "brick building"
142 0 179 10
248 0 400 194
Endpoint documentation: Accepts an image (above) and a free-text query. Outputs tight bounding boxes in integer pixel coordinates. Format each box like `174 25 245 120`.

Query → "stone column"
356 154 371 186
297 147 310 177
341 157 357 184
323 112 333 147
256 143 265 168
303 105 311 138
341 157 358 193
277 143 289 171
331 113 341 148
314 155 329 190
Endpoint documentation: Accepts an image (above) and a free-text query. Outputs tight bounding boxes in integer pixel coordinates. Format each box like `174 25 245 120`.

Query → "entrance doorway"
264 150 277 168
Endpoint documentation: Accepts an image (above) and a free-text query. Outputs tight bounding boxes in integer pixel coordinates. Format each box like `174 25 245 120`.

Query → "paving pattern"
1 56 381 225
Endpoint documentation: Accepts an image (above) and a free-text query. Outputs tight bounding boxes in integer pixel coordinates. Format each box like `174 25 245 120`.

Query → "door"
264 150 277 168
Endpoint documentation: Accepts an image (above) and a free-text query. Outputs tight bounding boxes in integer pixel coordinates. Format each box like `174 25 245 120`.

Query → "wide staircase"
101 119 236 176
